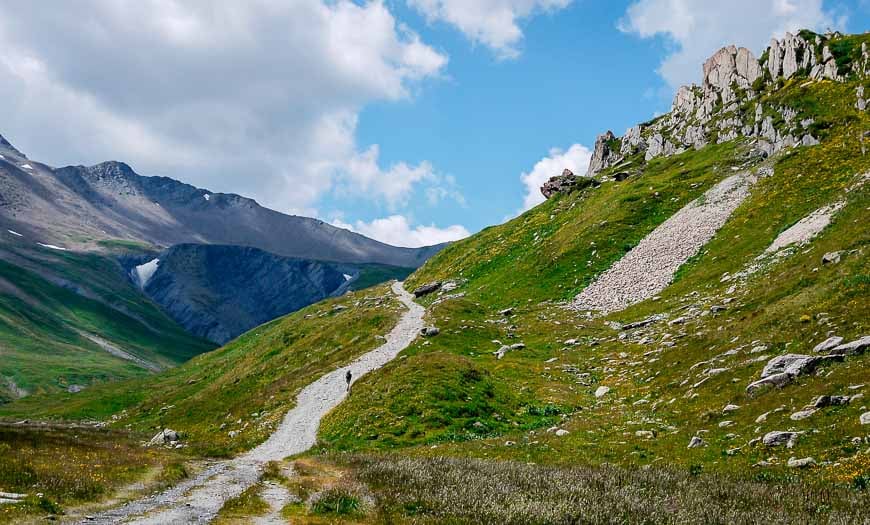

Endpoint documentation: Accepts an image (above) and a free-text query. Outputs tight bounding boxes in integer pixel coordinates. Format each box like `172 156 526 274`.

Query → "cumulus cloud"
619 0 842 88
408 0 573 59
0 1 447 214
519 143 591 212
333 215 470 248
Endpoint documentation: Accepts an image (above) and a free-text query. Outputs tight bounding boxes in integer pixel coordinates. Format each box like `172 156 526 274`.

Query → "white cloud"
619 0 842 88
0 1 447 214
333 215 470 247
519 143 591 212
408 0 572 59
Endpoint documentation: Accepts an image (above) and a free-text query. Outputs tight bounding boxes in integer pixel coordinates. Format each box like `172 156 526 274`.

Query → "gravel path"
83 281 423 524
573 173 755 313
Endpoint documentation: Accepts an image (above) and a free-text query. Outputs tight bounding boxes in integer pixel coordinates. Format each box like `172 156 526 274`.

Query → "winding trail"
84 281 424 524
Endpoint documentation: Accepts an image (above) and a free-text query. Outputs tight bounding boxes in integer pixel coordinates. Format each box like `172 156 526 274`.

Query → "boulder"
813 336 843 353
787 457 816 468
828 336 870 356
412 282 442 297
761 354 818 378
813 395 850 408
821 251 842 264
540 169 600 199
687 436 706 448
420 326 440 337
148 428 180 447
790 408 817 421
762 431 801 447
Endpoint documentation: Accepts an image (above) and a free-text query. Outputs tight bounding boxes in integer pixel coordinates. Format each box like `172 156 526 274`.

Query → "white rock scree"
83 281 424 524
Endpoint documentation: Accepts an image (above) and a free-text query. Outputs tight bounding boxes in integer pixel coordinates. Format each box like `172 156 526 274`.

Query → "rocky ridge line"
585 31 868 177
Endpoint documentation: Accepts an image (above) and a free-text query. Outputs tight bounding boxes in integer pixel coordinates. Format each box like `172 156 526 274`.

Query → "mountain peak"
0 133 26 158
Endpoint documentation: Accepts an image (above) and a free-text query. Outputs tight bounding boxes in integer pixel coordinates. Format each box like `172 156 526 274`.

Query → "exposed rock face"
586 131 620 176
540 169 601 199
139 244 351 344
585 30 863 176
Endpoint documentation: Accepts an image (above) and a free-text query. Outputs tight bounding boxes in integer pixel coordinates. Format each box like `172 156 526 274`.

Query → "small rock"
420 326 440 337
688 436 706 448
787 456 816 468
594 386 610 398
710 305 727 313
790 408 817 421
861 412 870 425
821 251 842 264
723 404 740 413
555 429 570 437
499 308 514 316
718 420 734 428
228 430 239 438
504 440 516 446
148 429 180 447
635 430 655 439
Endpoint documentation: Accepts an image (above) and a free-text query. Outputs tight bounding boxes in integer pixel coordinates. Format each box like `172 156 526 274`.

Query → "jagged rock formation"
586 31 869 176
541 169 601 199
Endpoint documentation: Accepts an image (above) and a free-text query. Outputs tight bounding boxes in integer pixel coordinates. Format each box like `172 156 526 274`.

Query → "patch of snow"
203 194 210 201
132 258 160 289
7 230 22 237
37 243 67 251
20 164 32 170
343 274 353 281
0 154 5 159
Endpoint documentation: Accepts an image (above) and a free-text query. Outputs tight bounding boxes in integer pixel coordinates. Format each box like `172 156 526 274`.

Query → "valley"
0 26 869 525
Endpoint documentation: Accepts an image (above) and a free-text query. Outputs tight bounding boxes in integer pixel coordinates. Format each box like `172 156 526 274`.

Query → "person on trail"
345 369 352 391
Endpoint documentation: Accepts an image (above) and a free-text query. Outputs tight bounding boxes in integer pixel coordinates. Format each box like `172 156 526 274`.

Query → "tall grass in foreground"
335 454 869 524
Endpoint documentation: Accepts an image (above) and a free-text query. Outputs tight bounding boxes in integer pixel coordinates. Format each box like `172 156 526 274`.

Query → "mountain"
2 30 868 522
126 243 403 344
0 140 443 267
0 240 214 403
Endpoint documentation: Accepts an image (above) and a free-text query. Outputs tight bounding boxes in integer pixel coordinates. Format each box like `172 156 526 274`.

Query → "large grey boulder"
413 282 442 297
762 430 801 447
148 428 180 446
828 335 870 356
813 336 843 353
761 354 818 378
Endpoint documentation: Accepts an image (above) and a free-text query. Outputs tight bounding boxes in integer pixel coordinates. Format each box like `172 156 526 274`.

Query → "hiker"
345 369 352 391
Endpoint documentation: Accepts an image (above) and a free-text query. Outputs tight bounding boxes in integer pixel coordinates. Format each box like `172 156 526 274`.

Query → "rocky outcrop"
586 131 621 176
585 30 863 176
541 169 601 199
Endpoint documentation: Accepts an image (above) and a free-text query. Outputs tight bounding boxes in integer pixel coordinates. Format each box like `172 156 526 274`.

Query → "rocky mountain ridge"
583 30 868 179
0 138 444 267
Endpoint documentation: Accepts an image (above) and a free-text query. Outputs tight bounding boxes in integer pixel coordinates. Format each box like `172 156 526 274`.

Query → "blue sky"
0 1 867 246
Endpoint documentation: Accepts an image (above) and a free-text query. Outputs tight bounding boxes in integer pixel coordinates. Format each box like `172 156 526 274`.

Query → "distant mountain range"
0 134 443 267
0 133 442 399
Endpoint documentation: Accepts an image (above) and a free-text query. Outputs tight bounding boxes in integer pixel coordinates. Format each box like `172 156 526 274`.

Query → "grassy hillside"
1 282 402 457
0 242 213 402
318 76 870 488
